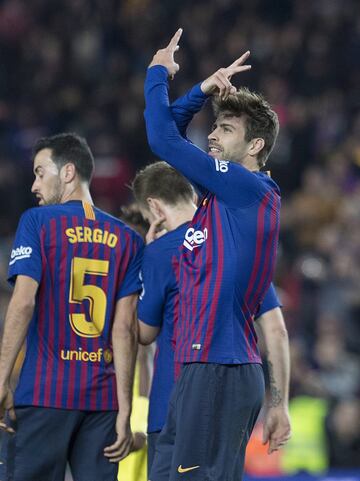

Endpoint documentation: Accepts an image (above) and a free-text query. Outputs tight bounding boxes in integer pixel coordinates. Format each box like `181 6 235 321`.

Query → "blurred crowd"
0 0 359 473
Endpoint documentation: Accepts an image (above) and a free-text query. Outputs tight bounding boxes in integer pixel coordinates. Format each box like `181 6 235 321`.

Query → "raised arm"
144 31 267 207
170 83 208 138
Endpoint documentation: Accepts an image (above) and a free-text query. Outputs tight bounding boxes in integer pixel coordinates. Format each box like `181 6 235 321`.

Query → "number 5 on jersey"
69 257 109 338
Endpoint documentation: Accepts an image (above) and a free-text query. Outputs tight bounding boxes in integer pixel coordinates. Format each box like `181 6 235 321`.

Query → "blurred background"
0 0 359 478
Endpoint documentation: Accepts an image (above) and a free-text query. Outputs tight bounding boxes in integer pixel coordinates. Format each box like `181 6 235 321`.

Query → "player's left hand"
103 416 134 462
0 386 16 434
149 28 183 78
146 215 167 244
262 406 291 454
200 51 252 100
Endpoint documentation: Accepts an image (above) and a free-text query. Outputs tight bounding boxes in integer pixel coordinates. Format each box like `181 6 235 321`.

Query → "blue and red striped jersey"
138 223 188 433
145 66 281 365
8 200 143 410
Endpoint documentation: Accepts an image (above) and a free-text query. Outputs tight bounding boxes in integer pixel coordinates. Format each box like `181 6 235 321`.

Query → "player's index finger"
167 28 183 50
227 51 251 68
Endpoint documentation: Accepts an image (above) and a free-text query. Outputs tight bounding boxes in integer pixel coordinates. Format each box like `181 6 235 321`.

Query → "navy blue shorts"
149 363 265 481
0 406 118 481
148 431 161 476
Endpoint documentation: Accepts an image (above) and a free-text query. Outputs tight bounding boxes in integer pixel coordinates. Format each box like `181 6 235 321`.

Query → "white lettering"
9 246 33 265
214 158 229 173
183 227 208 251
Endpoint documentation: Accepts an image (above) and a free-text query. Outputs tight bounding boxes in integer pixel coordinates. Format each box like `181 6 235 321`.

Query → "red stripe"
188 197 214 361
32 227 47 405
66 215 80 408
89 229 101 410
78 217 90 408
249 192 280 313
101 221 111 410
55 216 68 406
242 192 271 360
43 219 57 405
188 239 209 361
243 192 272 306
201 200 224 362
248 193 280 360
171 255 180 353
176 248 191 361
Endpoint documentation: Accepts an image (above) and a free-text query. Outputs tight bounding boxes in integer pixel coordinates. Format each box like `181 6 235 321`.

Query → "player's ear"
147 198 164 218
248 138 265 158
61 163 76 183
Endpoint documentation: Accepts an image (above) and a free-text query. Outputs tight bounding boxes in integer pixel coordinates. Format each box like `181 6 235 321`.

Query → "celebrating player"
144 30 291 480
132 161 289 479
0 133 143 481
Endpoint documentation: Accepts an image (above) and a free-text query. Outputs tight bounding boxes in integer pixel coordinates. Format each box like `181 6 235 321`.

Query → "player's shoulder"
255 171 281 197
19 205 53 225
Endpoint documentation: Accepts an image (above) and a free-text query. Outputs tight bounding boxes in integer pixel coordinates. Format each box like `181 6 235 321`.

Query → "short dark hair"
33 133 95 183
132 161 194 207
212 88 279 168
118 204 149 239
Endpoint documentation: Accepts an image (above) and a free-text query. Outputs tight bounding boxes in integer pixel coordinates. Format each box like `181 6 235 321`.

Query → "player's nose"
31 179 39 193
208 130 218 141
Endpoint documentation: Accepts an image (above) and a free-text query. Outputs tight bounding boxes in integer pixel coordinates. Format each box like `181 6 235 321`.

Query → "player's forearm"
0 297 34 387
257 314 290 407
144 67 218 188
170 83 208 137
112 317 138 419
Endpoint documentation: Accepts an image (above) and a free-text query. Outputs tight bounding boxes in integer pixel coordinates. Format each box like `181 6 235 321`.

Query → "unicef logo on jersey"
183 227 208 251
9 246 33 266
214 158 229 173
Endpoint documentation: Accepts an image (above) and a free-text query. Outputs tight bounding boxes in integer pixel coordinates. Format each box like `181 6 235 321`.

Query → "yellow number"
69 257 109 338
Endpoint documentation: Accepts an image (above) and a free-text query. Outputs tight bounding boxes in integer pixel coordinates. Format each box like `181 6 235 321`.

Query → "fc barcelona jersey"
8 200 143 410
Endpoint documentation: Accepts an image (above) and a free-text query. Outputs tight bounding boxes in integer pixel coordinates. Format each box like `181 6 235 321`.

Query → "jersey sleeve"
144 66 269 207
137 245 169 327
116 234 144 299
8 209 42 286
254 283 282 319
170 83 208 138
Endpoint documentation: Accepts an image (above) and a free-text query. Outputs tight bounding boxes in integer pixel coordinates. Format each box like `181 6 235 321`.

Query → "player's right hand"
149 28 183 78
104 413 136 462
0 386 16 434
146 215 166 244
200 51 252 100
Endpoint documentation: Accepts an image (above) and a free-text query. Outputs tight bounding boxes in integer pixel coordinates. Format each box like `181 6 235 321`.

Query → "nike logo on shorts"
177 465 200 473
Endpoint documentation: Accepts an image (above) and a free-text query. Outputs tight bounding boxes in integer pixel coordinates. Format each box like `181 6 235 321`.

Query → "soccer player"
0 133 143 481
144 30 291 480
132 161 197 472
132 161 288 477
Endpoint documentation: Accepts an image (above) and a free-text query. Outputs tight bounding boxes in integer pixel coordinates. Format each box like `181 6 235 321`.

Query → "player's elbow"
12 293 36 316
138 320 159 345
138 331 155 346
147 132 164 158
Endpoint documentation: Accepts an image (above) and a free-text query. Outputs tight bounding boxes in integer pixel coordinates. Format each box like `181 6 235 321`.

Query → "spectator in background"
0 0 359 472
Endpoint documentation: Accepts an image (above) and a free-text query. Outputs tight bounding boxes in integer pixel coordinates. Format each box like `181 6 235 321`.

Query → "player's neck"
60 183 93 205
239 156 259 172
165 203 196 231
